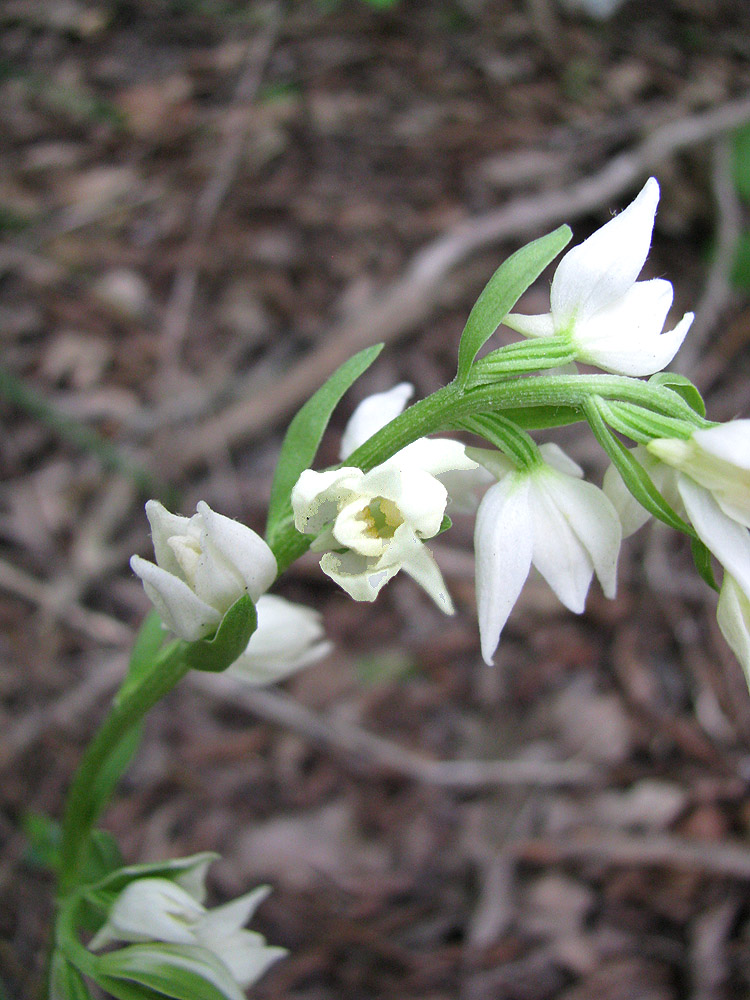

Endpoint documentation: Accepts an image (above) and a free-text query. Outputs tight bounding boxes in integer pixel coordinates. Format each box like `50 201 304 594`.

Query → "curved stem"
57 647 191 897
273 373 709 574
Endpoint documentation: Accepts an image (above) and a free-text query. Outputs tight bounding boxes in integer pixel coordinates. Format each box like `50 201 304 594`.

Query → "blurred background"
3 1 750 997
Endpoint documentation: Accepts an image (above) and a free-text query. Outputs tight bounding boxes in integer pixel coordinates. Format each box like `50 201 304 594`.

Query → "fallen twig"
168 92 750 472
159 2 283 370
192 675 598 789
514 829 750 880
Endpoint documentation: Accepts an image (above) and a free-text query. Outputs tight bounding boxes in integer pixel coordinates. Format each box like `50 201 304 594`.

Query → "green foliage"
266 343 383 544
583 397 694 537
455 225 572 384
648 372 706 418
50 952 93 1000
184 594 257 673
94 943 246 1000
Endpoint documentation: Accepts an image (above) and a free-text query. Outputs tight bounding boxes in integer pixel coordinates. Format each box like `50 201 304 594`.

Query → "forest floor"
3 1 750 997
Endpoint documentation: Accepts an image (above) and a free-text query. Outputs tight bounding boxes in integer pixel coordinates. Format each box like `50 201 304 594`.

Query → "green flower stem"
272 372 709 574
57 646 191 897
467 336 576 383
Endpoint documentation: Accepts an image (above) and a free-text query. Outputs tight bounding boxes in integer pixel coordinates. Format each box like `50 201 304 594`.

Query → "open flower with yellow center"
291 383 478 611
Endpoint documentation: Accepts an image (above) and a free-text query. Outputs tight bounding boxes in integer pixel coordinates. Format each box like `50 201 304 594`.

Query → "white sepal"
717 575 750 686
504 178 693 376
131 501 277 641
226 595 332 685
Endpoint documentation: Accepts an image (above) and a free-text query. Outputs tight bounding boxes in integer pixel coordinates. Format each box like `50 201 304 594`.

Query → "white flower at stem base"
470 443 622 664
504 178 694 376
89 876 285 991
717 575 750 683
226 594 332 685
292 384 480 611
130 500 277 641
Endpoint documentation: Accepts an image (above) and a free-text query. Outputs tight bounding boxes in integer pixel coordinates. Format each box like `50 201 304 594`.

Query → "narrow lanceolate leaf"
455 224 572 384
96 943 246 1000
583 397 694 537
691 537 719 592
648 372 707 418
85 852 218 904
49 950 93 1000
184 594 257 673
266 343 384 544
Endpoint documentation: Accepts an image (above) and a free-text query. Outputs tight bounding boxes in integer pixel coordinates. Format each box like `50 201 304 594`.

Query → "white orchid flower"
131 500 277 641
504 178 694 376
227 594 332 685
292 383 479 611
470 443 622 664
648 421 750 528
89 876 285 991
645 423 750 599
717 575 750 683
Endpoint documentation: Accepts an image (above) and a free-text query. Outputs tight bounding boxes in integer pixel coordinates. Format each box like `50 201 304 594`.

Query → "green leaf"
266 344 384 544
648 373 706 418
184 594 257 673
456 225 572 384
87 852 218 902
97 943 246 1000
49 951 93 1000
85 973 163 1000
691 537 719 592
583 398 694 537
487 403 583 431
81 830 124 886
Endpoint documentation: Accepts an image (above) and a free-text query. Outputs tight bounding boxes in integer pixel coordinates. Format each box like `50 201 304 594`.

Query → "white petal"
534 471 621 602
90 878 205 949
144 500 192 578
227 595 331 684
340 383 414 459
466 446 516 481
211 934 287 989
717 575 750 686
197 886 270 939
528 478 595 612
385 437 478 477
551 178 659 326
474 477 534 664
387 525 454 613
333 495 389 557
678 477 750 597
692 421 750 471
196 502 277 601
574 278 691 376
173 855 216 905
502 311 556 340
439 464 495 514
320 549 400 601
361 465 448 538
538 442 583 478
292 468 364 535
602 460 653 537
130 556 221 640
